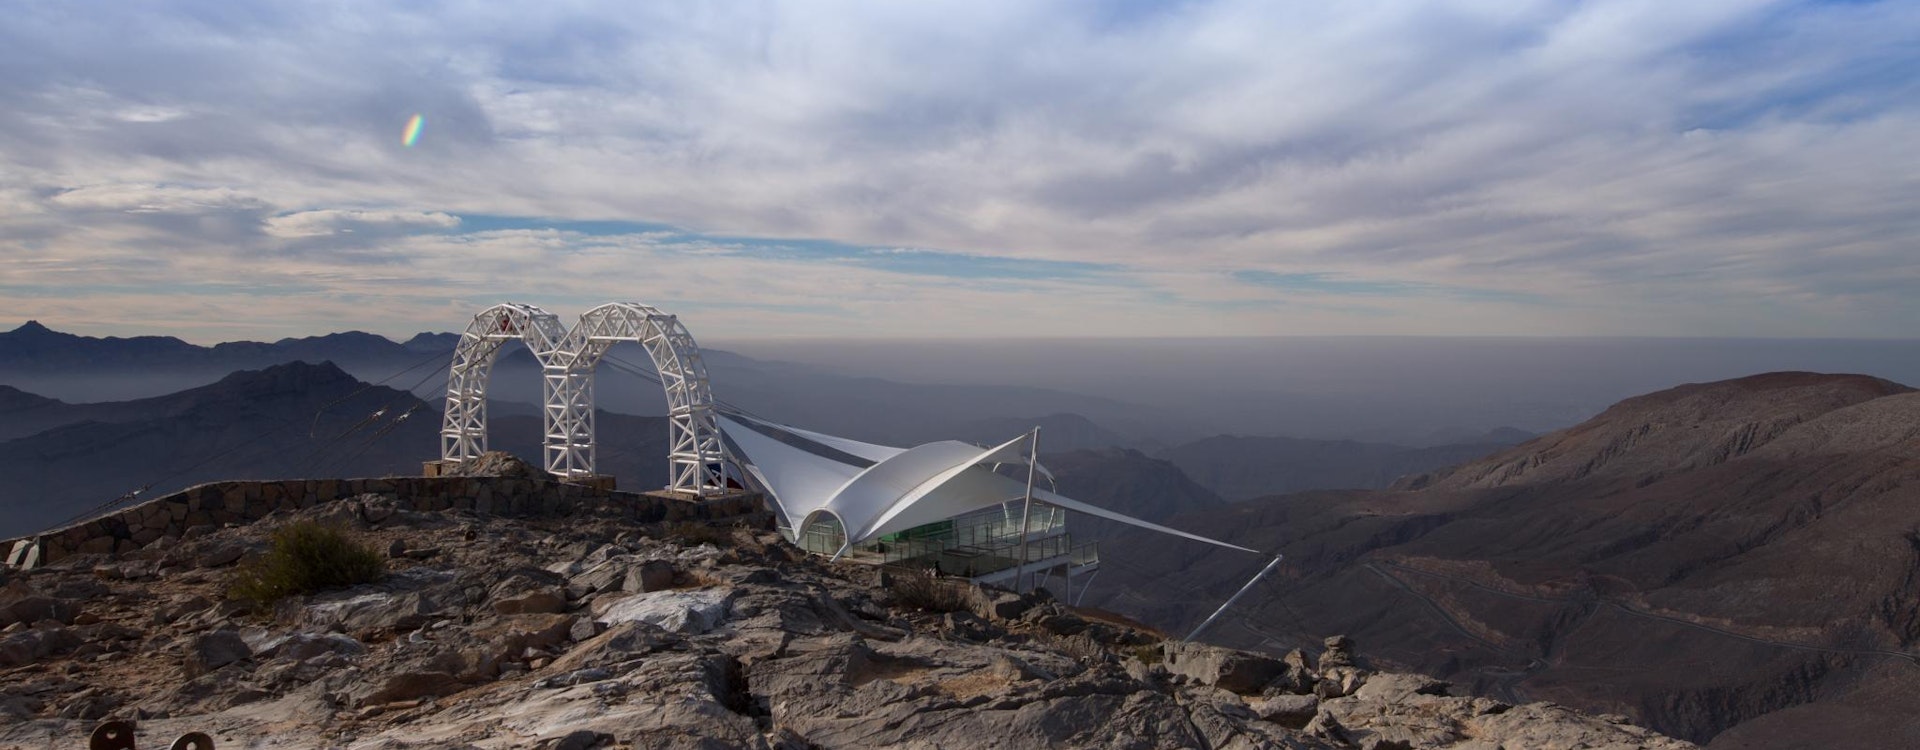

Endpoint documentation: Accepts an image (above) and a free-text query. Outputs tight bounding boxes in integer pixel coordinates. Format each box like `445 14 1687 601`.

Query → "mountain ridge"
0 361 438 537
0 321 439 369
1403 371 1914 492
1158 433 1516 501
1089 371 1920 748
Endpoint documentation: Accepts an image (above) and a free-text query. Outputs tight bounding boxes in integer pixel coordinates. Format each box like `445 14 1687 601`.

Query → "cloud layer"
2 0 1916 341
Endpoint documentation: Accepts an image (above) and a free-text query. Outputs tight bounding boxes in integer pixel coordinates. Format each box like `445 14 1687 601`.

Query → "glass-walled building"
722 413 1254 604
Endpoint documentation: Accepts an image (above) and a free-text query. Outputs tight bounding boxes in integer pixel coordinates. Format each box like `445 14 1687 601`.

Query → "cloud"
264 210 461 239
47 184 263 214
0 0 1916 340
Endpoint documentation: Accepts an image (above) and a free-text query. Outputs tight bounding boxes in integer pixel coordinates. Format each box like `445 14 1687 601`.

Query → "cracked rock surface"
0 497 1694 749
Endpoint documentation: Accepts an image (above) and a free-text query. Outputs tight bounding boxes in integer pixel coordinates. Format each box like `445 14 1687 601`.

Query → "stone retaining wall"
3 477 767 569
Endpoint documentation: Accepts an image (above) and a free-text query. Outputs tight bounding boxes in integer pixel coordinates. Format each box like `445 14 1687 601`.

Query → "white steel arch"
554 302 733 495
440 303 570 464
438 301 735 496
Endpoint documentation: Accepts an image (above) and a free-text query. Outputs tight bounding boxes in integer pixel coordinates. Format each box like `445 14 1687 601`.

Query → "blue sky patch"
456 214 1120 282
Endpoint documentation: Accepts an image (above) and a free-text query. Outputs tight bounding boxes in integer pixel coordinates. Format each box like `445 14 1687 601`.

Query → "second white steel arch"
439 301 735 496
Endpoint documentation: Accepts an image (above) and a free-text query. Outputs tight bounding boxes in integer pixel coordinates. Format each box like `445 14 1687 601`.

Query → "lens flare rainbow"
401 114 424 147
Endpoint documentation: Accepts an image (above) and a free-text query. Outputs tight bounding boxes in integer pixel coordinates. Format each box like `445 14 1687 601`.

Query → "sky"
1 0 1916 343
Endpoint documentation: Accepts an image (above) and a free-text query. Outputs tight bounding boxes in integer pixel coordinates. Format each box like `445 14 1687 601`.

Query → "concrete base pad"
563 474 619 492
640 487 760 504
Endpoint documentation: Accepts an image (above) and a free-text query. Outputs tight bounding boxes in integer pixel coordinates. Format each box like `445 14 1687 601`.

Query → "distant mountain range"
0 362 1222 541
0 321 1199 448
0 357 1505 542
0 321 455 402
0 319 451 371
0 360 690 538
1046 447 1230 543
1 321 1547 521
1089 371 1920 748
0 362 437 537
1153 433 1525 501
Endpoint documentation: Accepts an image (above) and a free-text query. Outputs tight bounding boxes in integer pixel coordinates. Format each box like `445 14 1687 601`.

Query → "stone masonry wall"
3 477 767 568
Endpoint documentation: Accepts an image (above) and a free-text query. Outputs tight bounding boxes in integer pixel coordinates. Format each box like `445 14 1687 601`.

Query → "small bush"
228 522 385 604
887 571 979 614
1130 644 1165 665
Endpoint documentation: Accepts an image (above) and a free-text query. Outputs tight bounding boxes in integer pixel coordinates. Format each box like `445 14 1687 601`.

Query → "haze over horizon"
6 318 1916 446
4 1 1917 343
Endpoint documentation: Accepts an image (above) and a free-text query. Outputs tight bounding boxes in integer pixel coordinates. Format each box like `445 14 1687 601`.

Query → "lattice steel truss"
440 303 569 464
439 301 736 496
560 303 731 494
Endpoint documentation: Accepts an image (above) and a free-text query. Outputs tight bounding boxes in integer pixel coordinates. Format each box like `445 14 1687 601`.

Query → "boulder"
567 562 625 594
974 589 1034 622
261 632 367 662
0 596 74 628
150 594 212 625
0 626 80 668
595 588 733 634
624 560 677 593
492 574 569 615
361 496 398 524
195 542 248 568
1317 666 1369 699
1161 641 1285 694
485 614 578 666
444 452 542 479
1250 693 1320 728
303 589 455 637
1353 672 1447 703
185 629 252 676
941 610 1004 642
569 618 604 643
348 670 462 707
1262 648 1317 695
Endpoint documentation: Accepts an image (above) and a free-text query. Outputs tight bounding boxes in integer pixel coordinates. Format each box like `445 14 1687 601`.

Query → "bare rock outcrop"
0 487 1697 749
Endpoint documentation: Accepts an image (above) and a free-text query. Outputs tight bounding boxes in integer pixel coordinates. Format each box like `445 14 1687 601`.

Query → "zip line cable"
308 348 454 438
291 362 450 477
599 351 773 424
323 403 426 474
50 413 307 530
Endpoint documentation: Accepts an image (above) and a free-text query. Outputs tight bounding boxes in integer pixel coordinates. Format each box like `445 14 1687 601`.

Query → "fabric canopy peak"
718 415 1258 556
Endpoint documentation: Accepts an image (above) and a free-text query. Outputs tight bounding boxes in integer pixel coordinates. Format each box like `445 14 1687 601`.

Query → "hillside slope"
0 362 438 537
0 478 1693 749
1090 372 1920 748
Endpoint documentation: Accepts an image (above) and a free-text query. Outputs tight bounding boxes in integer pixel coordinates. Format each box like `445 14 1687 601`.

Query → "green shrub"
228 522 385 604
1130 644 1165 665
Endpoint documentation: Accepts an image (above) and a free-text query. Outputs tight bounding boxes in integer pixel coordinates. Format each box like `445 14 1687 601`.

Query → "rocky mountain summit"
1091 372 1920 747
0 479 1690 749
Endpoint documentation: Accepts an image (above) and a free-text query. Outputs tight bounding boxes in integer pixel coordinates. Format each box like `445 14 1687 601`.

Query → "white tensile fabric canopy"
718 414 1257 555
